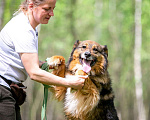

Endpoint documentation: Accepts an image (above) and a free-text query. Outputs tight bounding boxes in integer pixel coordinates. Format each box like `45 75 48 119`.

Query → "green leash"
41 62 51 120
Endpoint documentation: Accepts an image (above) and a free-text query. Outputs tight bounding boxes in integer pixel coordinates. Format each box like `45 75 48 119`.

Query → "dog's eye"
93 48 98 51
82 45 86 49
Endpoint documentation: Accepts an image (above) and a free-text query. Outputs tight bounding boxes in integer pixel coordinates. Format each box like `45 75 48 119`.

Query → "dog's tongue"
82 59 91 73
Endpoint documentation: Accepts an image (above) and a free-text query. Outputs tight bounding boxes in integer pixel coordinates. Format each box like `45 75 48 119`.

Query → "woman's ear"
28 2 34 11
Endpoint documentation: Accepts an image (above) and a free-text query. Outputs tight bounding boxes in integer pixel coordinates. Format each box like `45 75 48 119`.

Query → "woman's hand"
65 75 88 89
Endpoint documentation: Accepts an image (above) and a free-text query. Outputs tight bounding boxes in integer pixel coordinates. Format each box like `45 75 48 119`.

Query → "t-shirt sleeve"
13 29 38 53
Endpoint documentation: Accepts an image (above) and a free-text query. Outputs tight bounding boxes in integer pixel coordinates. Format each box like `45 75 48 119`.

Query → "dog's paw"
46 56 65 69
75 70 87 76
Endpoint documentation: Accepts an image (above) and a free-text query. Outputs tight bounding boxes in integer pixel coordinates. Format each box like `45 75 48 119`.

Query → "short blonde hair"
19 0 46 12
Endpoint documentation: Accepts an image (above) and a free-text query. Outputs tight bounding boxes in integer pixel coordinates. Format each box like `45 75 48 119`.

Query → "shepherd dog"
47 40 119 120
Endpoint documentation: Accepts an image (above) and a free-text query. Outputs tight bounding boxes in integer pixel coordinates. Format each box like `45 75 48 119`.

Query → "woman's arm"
20 53 86 89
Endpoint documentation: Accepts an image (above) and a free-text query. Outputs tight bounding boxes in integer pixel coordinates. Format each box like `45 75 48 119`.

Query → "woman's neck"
24 11 38 30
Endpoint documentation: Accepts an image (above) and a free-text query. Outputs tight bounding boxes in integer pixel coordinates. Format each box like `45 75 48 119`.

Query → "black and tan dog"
47 40 119 120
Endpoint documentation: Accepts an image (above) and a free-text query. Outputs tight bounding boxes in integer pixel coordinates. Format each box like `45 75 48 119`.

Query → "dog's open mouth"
80 56 97 73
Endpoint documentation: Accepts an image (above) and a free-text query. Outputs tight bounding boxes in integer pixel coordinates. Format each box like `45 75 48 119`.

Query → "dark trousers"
0 85 21 120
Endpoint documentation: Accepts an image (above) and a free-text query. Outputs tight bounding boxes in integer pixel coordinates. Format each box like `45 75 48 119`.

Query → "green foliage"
3 0 20 26
1 0 150 120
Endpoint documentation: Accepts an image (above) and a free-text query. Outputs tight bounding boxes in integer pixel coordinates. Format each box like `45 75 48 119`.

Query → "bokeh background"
0 0 150 120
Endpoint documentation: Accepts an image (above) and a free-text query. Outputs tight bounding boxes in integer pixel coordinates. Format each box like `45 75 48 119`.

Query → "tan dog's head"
67 40 108 76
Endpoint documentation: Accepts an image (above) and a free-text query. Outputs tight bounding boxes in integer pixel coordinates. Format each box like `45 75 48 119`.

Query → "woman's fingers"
65 75 88 89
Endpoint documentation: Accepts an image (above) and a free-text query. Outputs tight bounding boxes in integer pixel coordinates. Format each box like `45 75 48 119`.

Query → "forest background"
0 0 150 120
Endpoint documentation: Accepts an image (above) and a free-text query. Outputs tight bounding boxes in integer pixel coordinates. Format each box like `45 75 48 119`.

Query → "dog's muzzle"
80 52 97 73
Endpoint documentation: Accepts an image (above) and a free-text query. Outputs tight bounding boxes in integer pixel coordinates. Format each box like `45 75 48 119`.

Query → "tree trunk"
134 0 146 120
0 0 5 30
69 0 77 40
94 0 102 40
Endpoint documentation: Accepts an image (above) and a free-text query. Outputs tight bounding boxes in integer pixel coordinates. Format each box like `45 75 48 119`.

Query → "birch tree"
134 0 146 119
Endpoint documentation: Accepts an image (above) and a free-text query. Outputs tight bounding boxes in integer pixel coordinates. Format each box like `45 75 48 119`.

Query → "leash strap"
41 62 51 120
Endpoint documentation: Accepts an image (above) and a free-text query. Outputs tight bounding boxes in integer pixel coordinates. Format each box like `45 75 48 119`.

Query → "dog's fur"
47 40 119 120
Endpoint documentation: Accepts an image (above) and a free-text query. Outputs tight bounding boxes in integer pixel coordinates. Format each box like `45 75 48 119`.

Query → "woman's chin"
42 19 50 24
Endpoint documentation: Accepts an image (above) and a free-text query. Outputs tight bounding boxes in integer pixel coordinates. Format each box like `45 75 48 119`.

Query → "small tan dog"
47 40 119 120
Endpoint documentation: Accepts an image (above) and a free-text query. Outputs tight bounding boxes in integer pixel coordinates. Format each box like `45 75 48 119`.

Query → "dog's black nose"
84 51 91 58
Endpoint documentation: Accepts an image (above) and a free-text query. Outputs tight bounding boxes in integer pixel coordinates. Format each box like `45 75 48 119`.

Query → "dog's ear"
102 45 108 57
66 40 80 68
70 40 80 56
73 40 80 49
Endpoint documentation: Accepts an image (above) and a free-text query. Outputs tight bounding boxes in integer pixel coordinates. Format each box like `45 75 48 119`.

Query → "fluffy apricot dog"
47 40 119 120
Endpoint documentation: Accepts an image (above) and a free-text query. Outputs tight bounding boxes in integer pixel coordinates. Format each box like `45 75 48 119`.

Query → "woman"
0 0 86 119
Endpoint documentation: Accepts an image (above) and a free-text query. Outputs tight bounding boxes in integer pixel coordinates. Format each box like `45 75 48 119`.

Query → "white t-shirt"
0 12 38 88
